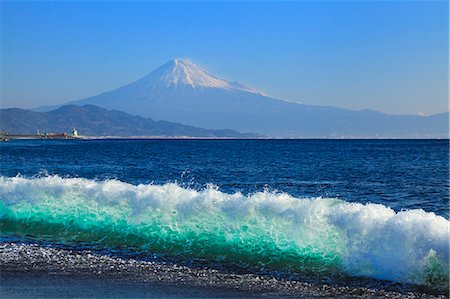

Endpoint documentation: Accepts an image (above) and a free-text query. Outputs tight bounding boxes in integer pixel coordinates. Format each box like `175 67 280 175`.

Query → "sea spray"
0 176 448 290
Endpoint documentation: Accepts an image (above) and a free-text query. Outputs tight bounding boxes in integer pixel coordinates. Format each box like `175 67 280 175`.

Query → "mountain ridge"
33 59 449 138
0 105 258 138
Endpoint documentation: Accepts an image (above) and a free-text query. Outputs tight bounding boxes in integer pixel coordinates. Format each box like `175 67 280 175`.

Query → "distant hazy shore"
2 135 449 140
1 243 446 299
0 135 263 140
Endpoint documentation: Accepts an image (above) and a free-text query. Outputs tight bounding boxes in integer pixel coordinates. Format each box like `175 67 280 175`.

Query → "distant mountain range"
0 105 257 138
35 59 449 138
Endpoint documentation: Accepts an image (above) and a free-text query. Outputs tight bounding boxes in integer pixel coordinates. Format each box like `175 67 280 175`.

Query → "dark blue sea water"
1 139 449 290
1 139 448 216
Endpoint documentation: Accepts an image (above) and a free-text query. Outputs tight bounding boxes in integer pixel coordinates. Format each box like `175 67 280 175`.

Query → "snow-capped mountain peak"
138 58 263 94
159 59 229 88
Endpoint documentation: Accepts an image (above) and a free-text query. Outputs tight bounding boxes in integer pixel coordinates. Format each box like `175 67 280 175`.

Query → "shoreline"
0 243 446 298
1 136 449 140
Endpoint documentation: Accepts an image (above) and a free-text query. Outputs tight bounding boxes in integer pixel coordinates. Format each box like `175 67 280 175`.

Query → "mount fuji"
38 59 448 138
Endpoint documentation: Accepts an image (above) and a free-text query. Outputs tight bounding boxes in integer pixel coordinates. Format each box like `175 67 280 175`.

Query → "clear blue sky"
1 1 448 115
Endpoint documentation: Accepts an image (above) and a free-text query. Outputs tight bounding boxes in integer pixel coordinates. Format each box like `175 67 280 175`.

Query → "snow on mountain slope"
113 58 264 95
148 59 254 91
159 59 230 88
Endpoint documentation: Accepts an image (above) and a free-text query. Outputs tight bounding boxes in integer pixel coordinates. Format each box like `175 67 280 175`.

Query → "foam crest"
0 176 448 289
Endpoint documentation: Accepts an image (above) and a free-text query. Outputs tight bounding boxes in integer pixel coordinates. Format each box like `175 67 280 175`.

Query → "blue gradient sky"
1 1 448 115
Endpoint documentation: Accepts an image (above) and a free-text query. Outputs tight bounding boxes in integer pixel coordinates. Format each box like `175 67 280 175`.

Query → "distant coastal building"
0 129 83 140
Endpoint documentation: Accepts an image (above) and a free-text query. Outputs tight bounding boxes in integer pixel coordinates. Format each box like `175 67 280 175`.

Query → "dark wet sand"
0 243 447 299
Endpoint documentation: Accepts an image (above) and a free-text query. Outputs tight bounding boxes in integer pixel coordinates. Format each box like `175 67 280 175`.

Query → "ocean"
1 139 449 298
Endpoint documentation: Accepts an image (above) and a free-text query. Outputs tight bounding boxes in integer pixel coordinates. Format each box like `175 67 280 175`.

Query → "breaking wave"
0 176 448 289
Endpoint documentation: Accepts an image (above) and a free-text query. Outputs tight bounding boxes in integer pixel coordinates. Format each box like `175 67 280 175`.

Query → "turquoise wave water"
0 176 448 290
